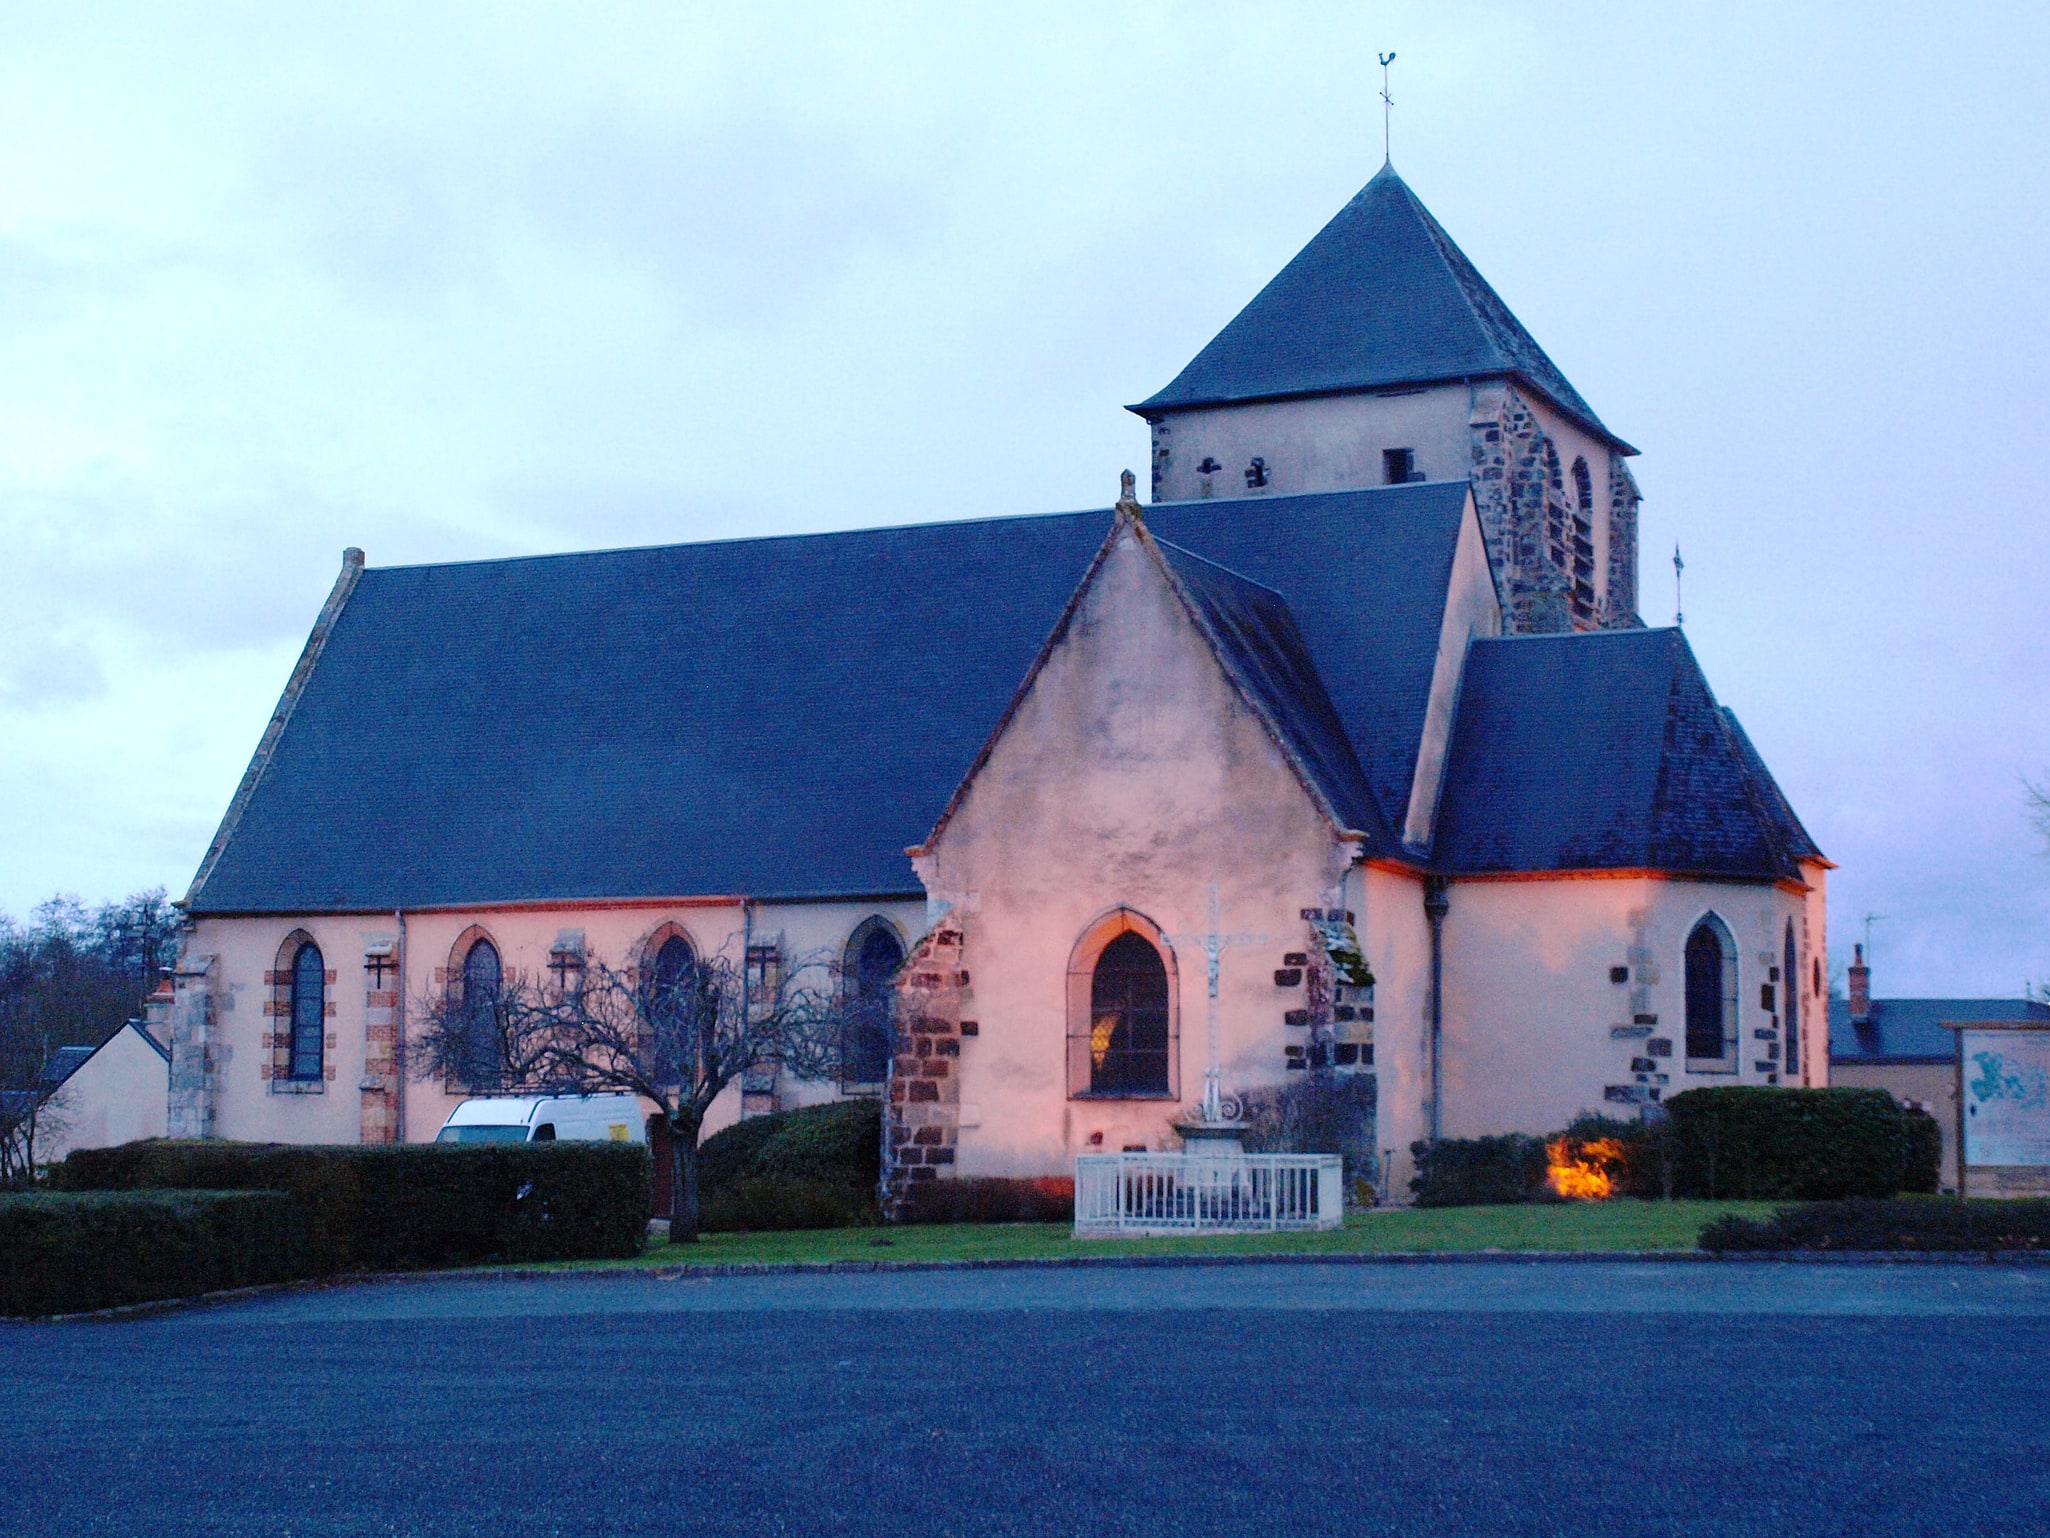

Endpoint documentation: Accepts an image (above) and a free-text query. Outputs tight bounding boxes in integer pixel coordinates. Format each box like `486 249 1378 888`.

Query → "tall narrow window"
1569 456 1597 623
289 941 325 1081
1784 922 1802 1080
1684 916 1737 1069
1089 931 1171 1096
461 938 503 1089
841 919 902 1090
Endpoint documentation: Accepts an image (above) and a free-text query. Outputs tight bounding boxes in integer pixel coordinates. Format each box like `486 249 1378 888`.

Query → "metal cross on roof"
1378 51 1396 166
1166 884 1268 1123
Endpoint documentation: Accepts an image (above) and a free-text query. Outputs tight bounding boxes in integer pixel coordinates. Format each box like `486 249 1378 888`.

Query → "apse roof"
185 482 1472 913
1432 628 1817 881
1133 164 1630 451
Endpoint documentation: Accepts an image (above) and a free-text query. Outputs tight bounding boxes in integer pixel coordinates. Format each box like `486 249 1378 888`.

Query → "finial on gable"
1116 468 1141 518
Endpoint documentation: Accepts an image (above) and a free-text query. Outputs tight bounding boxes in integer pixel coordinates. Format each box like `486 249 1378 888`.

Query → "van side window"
531 1123 557 1141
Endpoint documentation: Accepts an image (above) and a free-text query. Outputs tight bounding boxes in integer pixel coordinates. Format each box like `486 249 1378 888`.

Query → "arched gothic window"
1784 922 1802 1081
461 937 503 1089
289 941 326 1081
840 918 903 1091
1684 916 1738 1070
1089 931 1172 1097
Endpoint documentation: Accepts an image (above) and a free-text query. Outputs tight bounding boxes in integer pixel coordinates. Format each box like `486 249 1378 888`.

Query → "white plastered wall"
1147 385 1474 502
1401 491 1502 849
186 895 923 1146
1437 874 1821 1142
38 1025 169 1163
915 523 1364 1176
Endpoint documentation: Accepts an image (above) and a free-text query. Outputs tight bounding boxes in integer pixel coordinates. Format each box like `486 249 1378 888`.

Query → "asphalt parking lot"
7 1261 2049 1536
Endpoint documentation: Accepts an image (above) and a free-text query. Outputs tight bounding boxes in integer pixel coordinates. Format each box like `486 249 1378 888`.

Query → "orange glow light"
1546 1136 1623 1200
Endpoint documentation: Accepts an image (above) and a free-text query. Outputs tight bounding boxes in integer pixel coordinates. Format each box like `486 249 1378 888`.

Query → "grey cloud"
523 118 929 326
0 633 107 711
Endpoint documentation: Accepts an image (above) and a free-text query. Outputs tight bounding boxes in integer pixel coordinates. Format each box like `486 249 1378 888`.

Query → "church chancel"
166 157 1829 1207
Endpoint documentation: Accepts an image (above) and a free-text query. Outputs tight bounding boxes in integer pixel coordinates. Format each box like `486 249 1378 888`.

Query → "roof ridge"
1148 537 1289 601
369 505 1121 577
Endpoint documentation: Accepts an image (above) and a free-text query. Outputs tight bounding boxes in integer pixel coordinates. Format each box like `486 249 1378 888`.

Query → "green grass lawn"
543 1200 1781 1271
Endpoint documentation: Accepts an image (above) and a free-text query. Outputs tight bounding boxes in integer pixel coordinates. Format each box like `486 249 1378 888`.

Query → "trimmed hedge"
1410 1092 1919 1208
1665 1087 1907 1200
0 1190 311 1317
1410 1134 1552 1207
1701 1197 2050 1252
1903 1108 1943 1195
899 1176 1075 1225
696 1100 881 1231
51 1140 649 1268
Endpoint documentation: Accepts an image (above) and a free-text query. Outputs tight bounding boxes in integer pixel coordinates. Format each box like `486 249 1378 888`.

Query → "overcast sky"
3 3 2045 994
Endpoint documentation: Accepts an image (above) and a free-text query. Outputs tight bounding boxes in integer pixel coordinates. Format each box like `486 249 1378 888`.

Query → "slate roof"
187 483 1473 914
1134 164 1629 450
1153 539 1384 841
1830 998 2050 1065
1432 628 1816 880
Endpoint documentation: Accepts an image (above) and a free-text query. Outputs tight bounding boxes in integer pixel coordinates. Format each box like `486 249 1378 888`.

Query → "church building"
166 163 1830 1198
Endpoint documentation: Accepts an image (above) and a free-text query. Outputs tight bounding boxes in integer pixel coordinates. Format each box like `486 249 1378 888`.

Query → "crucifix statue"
1166 884 1267 1127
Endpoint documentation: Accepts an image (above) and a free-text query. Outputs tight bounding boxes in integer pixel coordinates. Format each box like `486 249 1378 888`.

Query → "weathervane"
1378 51 1396 165
1673 543 1685 626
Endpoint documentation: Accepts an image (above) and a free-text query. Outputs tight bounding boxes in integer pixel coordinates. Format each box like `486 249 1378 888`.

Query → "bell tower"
1130 164 1641 633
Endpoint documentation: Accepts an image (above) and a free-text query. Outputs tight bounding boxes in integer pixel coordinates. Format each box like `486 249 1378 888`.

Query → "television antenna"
1673 544 1685 626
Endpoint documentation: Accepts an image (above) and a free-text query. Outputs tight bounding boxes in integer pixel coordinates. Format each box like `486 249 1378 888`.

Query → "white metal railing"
1073 1151 1344 1236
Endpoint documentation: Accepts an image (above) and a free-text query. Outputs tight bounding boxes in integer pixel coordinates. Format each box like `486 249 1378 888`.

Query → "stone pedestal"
1173 1117 1249 1159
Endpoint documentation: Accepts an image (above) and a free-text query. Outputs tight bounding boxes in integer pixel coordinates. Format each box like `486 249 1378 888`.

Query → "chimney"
1848 943 1871 1023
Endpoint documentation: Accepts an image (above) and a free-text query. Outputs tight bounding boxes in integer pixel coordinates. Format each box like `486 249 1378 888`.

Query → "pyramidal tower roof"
1133 164 1630 451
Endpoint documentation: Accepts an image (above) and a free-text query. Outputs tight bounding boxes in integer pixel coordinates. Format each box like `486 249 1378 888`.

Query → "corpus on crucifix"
1165 884 1267 1146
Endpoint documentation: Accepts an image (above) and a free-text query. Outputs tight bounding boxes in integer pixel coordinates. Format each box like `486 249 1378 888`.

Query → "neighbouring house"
32 1020 171 1164
1827 944 2049 1192
162 160 1830 1201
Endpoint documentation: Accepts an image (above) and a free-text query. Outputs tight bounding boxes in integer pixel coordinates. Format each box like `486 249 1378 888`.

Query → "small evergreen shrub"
51 1140 649 1267
1410 1134 1552 1207
696 1100 882 1231
1902 1108 1944 1195
1242 1074 1377 1177
1701 1197 2050 1252
898 1176 1074 1225
700 1176 877 1232
0 1190 311 1317
1665 1087 1908 1200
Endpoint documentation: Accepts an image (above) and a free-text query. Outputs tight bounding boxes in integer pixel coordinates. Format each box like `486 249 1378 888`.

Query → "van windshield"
435 1125 530 1144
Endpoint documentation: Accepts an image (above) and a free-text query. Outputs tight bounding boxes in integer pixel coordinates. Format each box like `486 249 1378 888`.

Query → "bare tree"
0 1025 73 1187
2029 777 2050 851
411 944 845 1242
0 887 174 1185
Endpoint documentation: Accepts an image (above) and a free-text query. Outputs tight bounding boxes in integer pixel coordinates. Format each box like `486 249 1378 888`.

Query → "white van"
434 1094 646 1145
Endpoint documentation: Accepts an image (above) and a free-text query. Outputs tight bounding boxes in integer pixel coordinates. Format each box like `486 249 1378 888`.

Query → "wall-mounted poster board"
1945 1021 2050 1197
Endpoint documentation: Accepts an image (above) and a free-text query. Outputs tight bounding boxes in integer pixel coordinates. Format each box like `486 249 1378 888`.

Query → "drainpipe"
393 909 407 1143
1424 877 1449 1142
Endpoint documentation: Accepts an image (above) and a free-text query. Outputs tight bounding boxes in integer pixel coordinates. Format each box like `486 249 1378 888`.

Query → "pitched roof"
1431 628 1815 880
1133 164 1629 450
1829 998 2050 1064
1153 538 1384 841
187 482 1473 914
1720 708 1824 864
